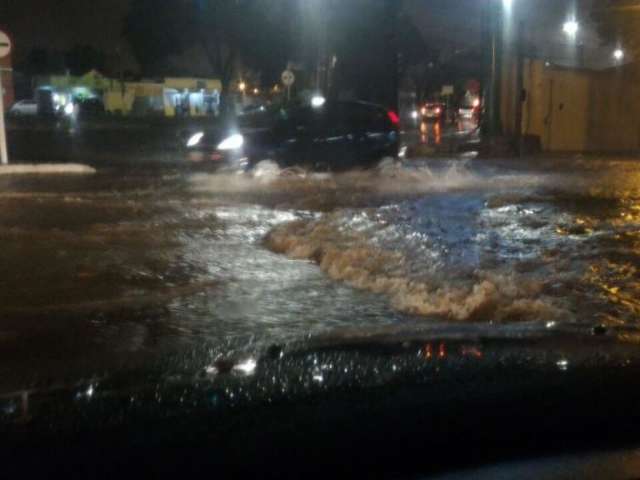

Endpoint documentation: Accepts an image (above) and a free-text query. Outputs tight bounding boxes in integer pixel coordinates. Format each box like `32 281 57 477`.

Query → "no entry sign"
0 31 11 59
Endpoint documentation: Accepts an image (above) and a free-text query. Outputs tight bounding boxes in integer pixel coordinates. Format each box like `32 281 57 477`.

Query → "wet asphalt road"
3 123 640 397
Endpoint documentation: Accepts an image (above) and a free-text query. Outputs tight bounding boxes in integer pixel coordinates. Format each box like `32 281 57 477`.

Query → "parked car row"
417 100 481 123
6 98 105 118
8 99 38 116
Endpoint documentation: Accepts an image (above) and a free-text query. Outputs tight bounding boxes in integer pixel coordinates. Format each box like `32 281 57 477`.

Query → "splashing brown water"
265 215 565 322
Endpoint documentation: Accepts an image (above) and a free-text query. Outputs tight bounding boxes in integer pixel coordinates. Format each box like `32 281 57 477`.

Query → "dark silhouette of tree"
21 48 65 76
64 45 107 75
304 0 396 106
398 10 440 103
124 0 291 109
124 0 193 76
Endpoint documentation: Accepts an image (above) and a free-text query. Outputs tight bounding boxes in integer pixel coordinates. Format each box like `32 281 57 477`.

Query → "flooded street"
2 157 640 393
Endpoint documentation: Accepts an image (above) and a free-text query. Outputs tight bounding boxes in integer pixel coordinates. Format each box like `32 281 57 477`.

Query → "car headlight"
187 132 204 148
217 134 244 151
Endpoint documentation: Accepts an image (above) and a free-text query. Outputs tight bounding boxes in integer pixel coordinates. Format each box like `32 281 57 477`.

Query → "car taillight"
387 110 400 125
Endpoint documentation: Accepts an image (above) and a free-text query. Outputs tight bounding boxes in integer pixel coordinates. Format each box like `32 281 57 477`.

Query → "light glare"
217 134 244 151
234 358 257 375
311 95 326 108
187 132 204 147
563 20 579 37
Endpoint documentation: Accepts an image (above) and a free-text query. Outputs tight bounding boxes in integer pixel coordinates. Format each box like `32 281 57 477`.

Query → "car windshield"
2 0 640 477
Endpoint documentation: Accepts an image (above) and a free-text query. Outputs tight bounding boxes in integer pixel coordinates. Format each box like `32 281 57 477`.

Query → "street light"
238 81 246 93
562 19 579 38
613 48 625 61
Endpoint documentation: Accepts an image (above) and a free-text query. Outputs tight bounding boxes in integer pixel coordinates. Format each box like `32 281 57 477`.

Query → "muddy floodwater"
1 157 640 393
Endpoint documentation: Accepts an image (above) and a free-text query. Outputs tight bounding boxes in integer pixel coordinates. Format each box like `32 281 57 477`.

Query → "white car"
9 100 38 116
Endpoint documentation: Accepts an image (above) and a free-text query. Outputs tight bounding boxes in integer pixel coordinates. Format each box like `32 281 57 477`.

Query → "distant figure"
181 89 190 117
212 89 220 116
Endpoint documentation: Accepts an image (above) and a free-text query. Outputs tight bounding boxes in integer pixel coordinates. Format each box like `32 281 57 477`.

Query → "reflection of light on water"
74 384 96 401
312 370 324 384
234 358 257 375
556 359 569 371
419 122 441 145
420 122 428 144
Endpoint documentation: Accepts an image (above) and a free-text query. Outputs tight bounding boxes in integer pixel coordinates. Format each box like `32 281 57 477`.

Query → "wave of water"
261 160 640 325
265 211 566 323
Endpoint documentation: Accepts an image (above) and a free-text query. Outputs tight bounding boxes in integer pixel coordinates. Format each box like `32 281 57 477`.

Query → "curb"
0 164 96 175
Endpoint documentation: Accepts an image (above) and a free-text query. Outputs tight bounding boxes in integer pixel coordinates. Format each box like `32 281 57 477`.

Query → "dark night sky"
0 0 134 67
1 0 609 74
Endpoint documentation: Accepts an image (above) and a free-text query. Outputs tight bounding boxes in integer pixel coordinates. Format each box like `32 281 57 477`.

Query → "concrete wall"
502 59 640 153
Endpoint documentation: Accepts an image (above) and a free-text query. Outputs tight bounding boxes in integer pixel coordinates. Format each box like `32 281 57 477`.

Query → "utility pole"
0 68 7 165
0 31 12 166
484 0 503 138
385 0 399 115
514 20 525 156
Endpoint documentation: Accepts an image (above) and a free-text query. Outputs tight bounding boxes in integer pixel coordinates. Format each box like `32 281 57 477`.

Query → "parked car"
420 102 444 121
458 99 481 121
184 100 399 171
8 99 38 117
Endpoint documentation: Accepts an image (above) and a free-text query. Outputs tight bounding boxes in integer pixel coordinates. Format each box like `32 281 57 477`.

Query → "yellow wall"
104 90 135 114
104 77 221 117
165 77 222 91
503 59 640 152
587 68 640 152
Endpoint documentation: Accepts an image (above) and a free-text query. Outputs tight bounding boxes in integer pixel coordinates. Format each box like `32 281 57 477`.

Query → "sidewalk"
0 164 96 175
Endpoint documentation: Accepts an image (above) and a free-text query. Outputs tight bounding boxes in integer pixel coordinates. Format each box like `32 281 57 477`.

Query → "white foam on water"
265 212 569 323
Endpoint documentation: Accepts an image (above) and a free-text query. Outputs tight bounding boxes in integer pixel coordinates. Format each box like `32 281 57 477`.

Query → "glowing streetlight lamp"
613 48 624 61
238 81 246 93
562 20 579 38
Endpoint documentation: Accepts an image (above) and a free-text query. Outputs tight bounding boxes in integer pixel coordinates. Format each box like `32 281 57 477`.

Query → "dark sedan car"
184 100 399 172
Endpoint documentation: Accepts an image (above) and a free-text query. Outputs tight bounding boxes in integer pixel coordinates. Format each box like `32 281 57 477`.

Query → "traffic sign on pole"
281 70 295 102
281 70 295 87
0 31 11 58
0 31 11 165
